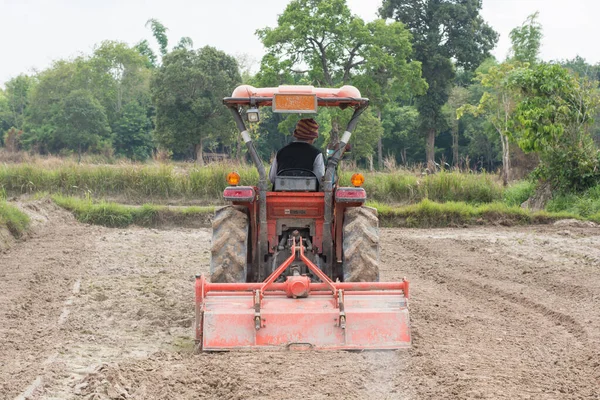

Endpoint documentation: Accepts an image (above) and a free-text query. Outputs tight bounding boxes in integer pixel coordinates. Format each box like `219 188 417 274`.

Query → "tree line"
1 0 599 191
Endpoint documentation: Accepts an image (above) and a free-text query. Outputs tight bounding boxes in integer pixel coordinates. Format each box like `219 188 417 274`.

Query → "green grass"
52 194 214 228
52 194 585 230
503 180 536 206
0 200 30 238
545 184 600 218
370 199 580 228
1 163 503 204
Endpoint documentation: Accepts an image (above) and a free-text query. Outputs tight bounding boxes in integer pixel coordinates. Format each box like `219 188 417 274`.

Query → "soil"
1 200 599 400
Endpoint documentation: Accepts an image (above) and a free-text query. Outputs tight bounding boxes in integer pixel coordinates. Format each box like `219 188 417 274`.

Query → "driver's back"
275 142 321 173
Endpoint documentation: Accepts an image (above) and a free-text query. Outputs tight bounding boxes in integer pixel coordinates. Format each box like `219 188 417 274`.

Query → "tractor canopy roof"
223 85 368 109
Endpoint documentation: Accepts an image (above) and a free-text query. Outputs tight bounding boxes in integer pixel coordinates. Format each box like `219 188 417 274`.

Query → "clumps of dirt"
553 218 598 228
73 363 131 399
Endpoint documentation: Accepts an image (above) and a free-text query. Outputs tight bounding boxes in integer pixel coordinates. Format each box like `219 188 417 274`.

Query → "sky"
0 0 598 87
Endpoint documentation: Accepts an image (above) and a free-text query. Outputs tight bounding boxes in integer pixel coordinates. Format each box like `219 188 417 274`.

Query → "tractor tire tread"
210 205 248 283
342 206 380 282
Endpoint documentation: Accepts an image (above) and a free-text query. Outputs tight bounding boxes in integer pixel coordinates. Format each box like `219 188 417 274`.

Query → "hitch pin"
253 290 261 330
338 289 346 329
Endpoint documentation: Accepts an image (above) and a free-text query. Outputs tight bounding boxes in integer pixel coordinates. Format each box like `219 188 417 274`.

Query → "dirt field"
1 200 599 400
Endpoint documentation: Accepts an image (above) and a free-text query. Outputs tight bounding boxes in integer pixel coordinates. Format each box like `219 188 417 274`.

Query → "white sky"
0 0 598 87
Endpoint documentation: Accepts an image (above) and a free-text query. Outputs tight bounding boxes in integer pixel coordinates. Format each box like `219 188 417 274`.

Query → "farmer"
268 118 325 185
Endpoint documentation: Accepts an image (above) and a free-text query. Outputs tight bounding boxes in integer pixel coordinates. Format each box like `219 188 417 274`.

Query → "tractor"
194 85 410 350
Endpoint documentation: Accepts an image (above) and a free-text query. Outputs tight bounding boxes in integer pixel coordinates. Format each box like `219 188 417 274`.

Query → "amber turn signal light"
227 171 241 186
350 173 364 187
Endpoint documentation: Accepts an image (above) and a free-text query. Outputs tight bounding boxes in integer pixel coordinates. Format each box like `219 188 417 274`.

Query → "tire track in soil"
2 204 600 399
387 228 599 399
0 202 93 399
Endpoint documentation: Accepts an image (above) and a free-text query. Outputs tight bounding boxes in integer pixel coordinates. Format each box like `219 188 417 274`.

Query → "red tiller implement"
195 237 411 350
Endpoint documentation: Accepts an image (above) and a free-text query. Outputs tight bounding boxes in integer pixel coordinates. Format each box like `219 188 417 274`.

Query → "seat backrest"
274 176 318 192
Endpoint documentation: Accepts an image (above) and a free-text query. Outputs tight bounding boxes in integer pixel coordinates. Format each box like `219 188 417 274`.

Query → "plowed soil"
1 200 599 400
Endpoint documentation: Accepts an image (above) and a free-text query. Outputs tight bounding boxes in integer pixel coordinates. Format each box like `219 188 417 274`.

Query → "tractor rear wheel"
342 206 380 282
210 206 249 283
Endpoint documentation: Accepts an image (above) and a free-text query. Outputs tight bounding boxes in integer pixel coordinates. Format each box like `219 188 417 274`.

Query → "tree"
91 41 152 120
138 19 194 66
257 0 425 146
381 103 422 166
112 102 153 160
151 46 241 163
145 19 169 59
55 90 111 159
0 75 35 131
508 12 542 65
511 63 600 191
380 0 498 169
443 86 469 167
458 62 526 185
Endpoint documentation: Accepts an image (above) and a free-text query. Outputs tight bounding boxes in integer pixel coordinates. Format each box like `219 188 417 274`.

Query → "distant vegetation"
0 159 503 204
1 0 599 201
2 0 600 233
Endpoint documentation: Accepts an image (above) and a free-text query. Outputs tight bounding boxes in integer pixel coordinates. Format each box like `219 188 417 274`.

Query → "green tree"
0 75 35 131
381 103 422 166
443 86 469 167
138 19 194 66
508 12 542 64
380 0 498 169
458 62 526 185
151 46 241 163
91 41 152 127
145 19 169 59
511 64 600 191
257 0 425 146
113 102 153 160
55 89 111 159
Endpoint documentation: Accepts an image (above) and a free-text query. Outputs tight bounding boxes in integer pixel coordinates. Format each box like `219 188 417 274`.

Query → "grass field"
1 160 599 234
1 161 504 204
0 199 29 238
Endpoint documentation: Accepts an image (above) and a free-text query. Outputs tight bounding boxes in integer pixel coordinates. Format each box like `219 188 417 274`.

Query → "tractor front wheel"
210 206 249 283
342 206 380 282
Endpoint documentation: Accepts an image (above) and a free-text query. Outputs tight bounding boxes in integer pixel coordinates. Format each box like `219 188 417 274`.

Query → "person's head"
293 118 319 144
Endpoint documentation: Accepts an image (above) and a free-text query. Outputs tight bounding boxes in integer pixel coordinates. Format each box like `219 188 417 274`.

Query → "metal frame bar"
226 99 370 280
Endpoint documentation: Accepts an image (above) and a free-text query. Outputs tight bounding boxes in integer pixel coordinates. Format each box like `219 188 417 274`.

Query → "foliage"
508 12 543 65
55 90 112 156
380 0 498 167
457 61 527 185
546 185 600 217
503 180 536 206
0 75 34 132
112 102 153 160
256 0 425 148
151 47 241 161
510 63 600 191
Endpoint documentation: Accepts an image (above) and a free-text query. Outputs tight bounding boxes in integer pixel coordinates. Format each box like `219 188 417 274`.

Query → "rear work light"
223 186 255 202
335 187 366 202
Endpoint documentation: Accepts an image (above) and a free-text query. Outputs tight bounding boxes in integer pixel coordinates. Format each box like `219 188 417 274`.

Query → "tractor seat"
274 169 319 192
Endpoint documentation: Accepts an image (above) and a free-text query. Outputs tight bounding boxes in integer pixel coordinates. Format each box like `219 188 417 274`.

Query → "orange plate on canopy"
272 93 318 113
224 85 368 108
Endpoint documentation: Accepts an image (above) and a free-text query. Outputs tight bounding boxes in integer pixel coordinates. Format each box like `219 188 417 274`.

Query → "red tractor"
195 85 410 350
